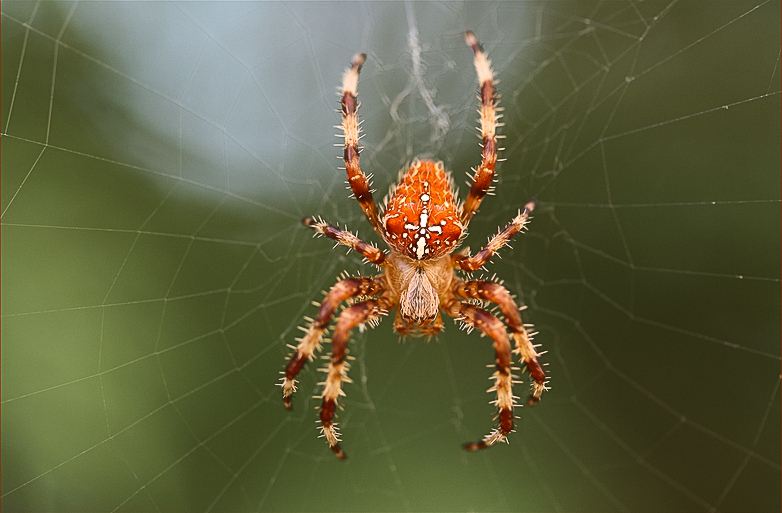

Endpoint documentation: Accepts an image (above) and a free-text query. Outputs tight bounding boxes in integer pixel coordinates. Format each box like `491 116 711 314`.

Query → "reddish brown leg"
461 31 501 226
303 217 386 266
453 279 547 405
454 199 536 273
444 299 516 451
320 295 394 459
281 276 385 408
340 53 383 235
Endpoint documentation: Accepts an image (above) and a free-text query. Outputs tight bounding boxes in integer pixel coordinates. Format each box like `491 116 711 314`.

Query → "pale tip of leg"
352 53 366 69
465 30 483 53
524 198 537 214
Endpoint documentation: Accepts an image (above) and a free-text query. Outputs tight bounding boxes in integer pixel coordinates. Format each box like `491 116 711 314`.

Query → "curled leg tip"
465 30 483 53
352 53 366 69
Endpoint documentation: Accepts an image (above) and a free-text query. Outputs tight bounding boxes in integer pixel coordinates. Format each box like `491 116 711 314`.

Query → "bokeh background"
2 1 780 512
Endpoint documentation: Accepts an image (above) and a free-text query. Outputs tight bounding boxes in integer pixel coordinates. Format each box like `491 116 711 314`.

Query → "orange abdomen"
382 160 463 260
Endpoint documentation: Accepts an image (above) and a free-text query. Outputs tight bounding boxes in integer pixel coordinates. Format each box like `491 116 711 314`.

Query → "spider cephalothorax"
280 31 548 459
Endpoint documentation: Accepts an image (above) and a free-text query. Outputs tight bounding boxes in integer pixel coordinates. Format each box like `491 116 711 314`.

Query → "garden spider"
281 31 547 459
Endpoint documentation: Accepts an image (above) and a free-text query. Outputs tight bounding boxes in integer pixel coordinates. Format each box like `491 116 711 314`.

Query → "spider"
280 31 547 459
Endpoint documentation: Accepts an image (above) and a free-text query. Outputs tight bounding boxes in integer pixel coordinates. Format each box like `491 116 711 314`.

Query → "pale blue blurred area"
2 1 780 512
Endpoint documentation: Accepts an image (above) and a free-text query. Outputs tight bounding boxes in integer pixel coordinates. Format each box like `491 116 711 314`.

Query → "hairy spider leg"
461 31 501 226
320 294 395 459
281 276 385 408
303 217 386 266
340 53 384 235
454 199 536 272
444 299 516 450
453 279 547 406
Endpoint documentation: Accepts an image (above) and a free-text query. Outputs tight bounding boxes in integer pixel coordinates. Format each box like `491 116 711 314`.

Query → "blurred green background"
2 1 779 512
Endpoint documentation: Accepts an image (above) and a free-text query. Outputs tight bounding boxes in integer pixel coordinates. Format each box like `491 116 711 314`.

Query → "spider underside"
280 31 548 459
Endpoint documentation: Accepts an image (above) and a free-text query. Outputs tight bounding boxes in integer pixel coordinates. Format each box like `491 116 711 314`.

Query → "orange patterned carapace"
383 160 463 260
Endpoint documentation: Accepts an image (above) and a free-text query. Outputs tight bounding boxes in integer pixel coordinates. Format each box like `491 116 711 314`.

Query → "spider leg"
444 298 516 451
281 276 385 409
320 294 395 459
453 279 547 405
453 199 535 273
461 31 501 227
340 53 384 235
303 217 386 266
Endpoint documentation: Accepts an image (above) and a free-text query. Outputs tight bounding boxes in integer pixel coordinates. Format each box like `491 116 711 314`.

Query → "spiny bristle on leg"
463 428 508 451
281 377 297 409
466 368 516 450
528 380 548 406
319 422 347 459
320 392 348 460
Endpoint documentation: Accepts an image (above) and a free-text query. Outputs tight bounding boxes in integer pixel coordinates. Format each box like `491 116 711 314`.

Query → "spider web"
2 1 780 511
